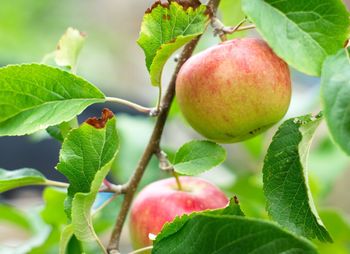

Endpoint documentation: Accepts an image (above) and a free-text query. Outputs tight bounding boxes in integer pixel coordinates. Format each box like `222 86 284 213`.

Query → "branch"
107 1 222 252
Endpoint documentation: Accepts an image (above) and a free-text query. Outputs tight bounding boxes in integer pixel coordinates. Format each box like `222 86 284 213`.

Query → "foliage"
0 0 349 253
173 140 226 175
321 48 350 155
242 0 349 76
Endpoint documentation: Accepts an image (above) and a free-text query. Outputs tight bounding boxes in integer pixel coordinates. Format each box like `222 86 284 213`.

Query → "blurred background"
0 0 350 253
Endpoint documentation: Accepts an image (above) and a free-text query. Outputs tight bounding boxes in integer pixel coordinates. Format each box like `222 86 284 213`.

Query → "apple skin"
129 177 228 251
176 38 291 143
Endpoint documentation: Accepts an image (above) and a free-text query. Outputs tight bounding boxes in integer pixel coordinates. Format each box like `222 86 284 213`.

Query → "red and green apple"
129 177 228 251
176 38 291 143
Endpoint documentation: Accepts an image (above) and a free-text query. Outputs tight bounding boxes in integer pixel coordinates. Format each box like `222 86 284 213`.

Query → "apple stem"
173 171 183 191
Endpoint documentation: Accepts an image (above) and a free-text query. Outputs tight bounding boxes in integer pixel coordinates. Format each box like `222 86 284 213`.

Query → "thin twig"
106 97 160 116
211 17 255 40
223 24 256 34
106 0 222 253
128 246 153 254
43 179 70 188
45 178 127 194
100 180 128 194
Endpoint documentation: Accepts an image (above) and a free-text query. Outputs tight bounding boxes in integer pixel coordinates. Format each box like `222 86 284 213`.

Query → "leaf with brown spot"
86 108 114 129
138 0 211 87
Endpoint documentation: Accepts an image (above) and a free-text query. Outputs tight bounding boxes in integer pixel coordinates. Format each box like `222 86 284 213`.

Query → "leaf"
242 0 350 76
46 118 78 142
66 235 83 254
0 208 51 254
316 209 350 254
41 187 67 226
33 188 80 254
71 166 114 241
321 48 350 155
173 140 226 175
308 135 350 197
138 1 211 87
55 27 86 70
155 198 244 243
263 114 332 242
0 168 46 193
0 203 33 230
229 175 267 218
0 64 105 136
59 225 74 254
153 200 317 254
56 109 119 244
46 122 72 142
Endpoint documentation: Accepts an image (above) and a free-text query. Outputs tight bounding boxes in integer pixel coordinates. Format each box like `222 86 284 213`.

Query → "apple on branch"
129 177 229 251
176 38 291 143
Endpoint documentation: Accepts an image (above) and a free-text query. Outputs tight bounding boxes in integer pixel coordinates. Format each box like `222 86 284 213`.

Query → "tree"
0 0 349 253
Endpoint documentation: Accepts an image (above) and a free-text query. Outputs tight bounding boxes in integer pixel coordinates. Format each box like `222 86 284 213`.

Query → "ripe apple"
129 176 228 251
176 38 291 143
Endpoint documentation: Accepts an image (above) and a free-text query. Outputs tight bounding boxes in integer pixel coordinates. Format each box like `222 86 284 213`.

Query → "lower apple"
129 176 228 251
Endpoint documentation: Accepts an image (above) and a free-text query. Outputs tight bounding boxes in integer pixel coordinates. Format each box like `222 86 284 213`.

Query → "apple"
129 176 228 251
176 38 291 143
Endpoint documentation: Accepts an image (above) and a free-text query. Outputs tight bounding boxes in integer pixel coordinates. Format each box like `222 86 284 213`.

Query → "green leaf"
155 198 244 243
41 187 67 226
316 209 350 254
0 203 33 230
138 1 211 87
56 111 119 244
71 165 114 242
263 114 332 242
55 27 86 70
0 168 46 193
308 135 350 197
66 235 83 254
321 48 350 155
59 225 74 254
46 118 78 142
0 64 105 136
154 200 317 254
173 140 226 175
33 188 80 254
46 122 71 142
242 0 350 76
0 208 51 254
229 175 267 219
